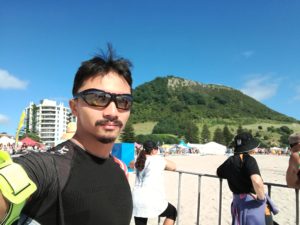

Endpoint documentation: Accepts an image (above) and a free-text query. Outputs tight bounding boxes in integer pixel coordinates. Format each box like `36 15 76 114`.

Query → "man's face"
71 72 131 144
291 143 300 153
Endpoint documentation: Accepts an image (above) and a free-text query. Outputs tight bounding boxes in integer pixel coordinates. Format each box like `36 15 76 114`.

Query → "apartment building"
24 99 75 148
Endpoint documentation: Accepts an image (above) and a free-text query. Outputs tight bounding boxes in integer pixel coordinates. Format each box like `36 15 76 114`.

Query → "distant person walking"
286 133 300 188
217 132 278 225
132 140 177 225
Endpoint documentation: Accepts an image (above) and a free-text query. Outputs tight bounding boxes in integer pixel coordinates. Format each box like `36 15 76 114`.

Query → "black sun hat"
233 132 259 154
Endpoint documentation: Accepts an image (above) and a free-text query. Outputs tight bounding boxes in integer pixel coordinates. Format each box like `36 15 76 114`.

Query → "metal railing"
159 170 300 225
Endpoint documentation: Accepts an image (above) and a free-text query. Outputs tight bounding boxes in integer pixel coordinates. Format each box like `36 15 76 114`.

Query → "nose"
102 100 118 117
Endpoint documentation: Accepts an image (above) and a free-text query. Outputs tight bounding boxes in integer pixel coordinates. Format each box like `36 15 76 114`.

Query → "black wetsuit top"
216 153 261 194
13 140 133 225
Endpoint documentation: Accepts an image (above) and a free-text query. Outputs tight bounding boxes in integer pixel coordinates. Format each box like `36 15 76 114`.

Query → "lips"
102 123 120 129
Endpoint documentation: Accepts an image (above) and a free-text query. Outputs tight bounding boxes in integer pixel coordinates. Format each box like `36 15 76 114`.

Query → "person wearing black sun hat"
217 132 278 225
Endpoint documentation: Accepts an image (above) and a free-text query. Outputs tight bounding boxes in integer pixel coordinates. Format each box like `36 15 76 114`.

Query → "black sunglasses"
73 89 133 110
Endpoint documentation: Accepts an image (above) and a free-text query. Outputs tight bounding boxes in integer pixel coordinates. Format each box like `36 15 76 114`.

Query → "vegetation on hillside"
131 76 297 123
127 76 299 147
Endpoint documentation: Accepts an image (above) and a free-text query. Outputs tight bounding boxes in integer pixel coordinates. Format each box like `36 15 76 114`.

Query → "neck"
71 135 114 158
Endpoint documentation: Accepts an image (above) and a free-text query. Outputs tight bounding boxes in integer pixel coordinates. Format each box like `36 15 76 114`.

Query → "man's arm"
286 152 300 188
0 193 9 222
0 151 38 224
251 174 265 200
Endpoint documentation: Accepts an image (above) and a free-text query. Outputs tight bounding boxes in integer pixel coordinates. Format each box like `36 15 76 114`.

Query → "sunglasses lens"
116 95 133 110
83 92 110 107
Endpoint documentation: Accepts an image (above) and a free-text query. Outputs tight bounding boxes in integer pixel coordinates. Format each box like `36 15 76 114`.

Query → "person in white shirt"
132 140 177 225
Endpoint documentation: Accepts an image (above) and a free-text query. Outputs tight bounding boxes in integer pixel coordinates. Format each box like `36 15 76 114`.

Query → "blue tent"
178 140 190 148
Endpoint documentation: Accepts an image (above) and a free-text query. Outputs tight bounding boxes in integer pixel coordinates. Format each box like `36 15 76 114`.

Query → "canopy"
20 137 38 146
200 142 227 155
0 136 15 145
178 140 190 149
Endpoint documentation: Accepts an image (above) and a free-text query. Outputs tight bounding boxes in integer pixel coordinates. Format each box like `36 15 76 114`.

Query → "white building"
24 99 74 148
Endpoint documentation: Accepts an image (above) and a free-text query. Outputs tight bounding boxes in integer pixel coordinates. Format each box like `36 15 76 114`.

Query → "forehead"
78 72 131 94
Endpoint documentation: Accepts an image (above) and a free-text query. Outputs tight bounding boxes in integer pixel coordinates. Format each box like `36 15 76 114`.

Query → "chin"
96 136 117 144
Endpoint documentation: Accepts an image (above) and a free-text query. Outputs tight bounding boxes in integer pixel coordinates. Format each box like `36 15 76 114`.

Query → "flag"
15 111 26 145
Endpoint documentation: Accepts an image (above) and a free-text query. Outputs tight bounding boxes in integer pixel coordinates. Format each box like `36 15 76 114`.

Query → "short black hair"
143 140 158 153
72 44 133 95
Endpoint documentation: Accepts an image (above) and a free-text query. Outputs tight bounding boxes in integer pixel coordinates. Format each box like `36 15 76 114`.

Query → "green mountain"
131 76 298 123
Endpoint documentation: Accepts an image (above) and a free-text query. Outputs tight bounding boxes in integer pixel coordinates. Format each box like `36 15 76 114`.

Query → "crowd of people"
0 46 300 225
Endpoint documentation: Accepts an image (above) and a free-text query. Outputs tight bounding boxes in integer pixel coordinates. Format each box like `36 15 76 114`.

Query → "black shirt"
216 153 261 194
13 140 133 225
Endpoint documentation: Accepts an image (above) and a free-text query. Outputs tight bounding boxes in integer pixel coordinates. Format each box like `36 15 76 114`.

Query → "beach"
129 154 297 225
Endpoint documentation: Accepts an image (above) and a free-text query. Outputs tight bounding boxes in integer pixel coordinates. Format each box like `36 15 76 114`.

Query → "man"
286 133 300 188
0 45 133 225
217 132 278 225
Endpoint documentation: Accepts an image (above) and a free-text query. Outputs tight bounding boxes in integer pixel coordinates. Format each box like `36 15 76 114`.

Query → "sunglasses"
73 88 133 110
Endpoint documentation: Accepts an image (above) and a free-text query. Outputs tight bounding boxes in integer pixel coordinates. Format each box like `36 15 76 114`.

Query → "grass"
133 121 157 135
133 119 300 146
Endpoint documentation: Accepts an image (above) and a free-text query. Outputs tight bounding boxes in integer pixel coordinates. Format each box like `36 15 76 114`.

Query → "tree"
279 134 290 147
152 117 179 135
277 126 293 135
31 104 38 133
237 125 244 134
223 125 233 146
120 122 135 143
135 134 179 144
201 124 210 143
213 127 225 145
181 120 199 143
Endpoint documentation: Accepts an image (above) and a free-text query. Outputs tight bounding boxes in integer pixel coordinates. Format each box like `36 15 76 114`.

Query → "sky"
1 0 300 136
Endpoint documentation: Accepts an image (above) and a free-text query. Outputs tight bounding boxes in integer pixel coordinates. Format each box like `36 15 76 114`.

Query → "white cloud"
0 114 9 124
0 69 28 89
241 50 254 58
240 75 279 101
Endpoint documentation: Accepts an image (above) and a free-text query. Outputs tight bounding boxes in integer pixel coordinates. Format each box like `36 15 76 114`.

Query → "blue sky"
1 0 300 136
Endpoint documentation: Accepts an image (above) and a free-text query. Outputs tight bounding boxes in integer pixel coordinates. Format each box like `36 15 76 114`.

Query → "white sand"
128 154 297 225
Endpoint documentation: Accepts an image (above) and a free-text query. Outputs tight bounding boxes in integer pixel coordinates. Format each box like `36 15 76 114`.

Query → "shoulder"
243 154 258 166
153 155 166 163
218 155 234 167
112 156 129 178
147 155 166 167
48 140 75 157
244 154 257 162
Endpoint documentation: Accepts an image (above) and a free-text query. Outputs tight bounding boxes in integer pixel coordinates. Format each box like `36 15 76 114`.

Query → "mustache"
95 119 123 127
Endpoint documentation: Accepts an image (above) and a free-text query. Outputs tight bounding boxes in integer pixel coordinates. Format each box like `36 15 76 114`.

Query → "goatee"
97 137 116 144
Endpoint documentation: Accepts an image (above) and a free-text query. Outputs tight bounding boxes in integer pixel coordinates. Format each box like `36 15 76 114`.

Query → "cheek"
120 112 131 125
77 108 99 126
295 146 300 152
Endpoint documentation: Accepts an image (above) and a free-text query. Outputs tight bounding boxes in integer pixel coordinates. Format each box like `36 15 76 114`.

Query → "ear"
69 99 78 117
